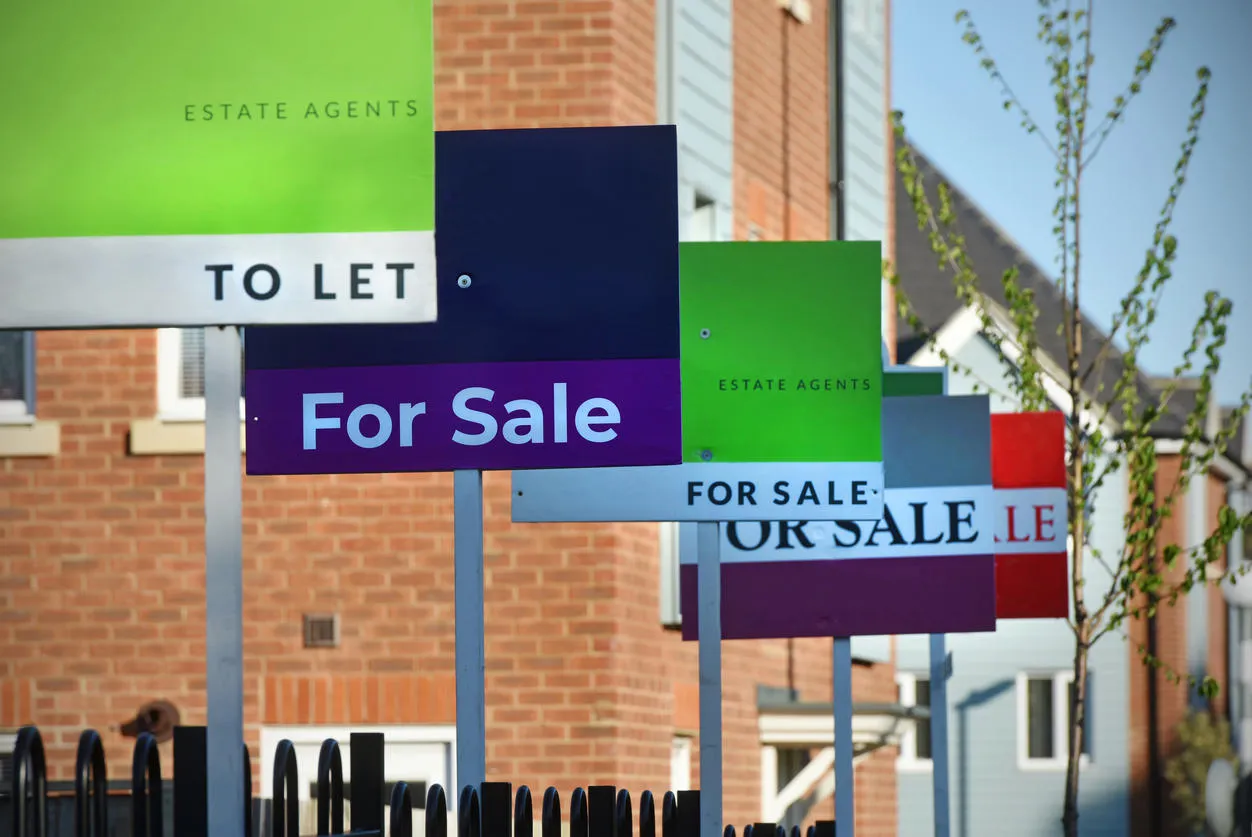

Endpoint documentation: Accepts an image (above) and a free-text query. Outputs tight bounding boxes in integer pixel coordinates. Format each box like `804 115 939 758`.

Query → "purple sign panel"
245 358 681 475
678 556 995 641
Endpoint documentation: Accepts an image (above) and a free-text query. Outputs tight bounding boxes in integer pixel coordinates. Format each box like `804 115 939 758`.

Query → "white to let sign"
510 461 885 523
0 231 437 329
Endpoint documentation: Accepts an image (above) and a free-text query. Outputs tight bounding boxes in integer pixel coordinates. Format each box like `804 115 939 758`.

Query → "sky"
891 0 1252 409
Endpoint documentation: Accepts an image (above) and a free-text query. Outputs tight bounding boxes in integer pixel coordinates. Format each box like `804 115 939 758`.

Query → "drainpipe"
829 0 846 243
1147 564 1162 837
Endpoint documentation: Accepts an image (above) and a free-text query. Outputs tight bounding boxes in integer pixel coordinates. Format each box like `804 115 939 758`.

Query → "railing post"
316 738 345 835
639 791 657 837
173 726 208 837
349 732 386 835
541 788 561 837
459 786 481 837
271 740 299 837
587 787 615 837
74 729 107 837
243 741 254 837
13 726 48 837
480 782 512 837
426 784 449 837
389 781 415 837
614 789 632 837
131 732 163 837
674 791 698 837
569 788 588 837
513 785 533 837
660 792 677 837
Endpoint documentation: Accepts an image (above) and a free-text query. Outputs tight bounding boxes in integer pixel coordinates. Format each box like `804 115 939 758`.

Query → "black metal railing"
5 724 838 837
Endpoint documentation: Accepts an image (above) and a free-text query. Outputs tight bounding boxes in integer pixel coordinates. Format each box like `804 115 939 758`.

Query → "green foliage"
1163 710 1236 833
883 1 1252 834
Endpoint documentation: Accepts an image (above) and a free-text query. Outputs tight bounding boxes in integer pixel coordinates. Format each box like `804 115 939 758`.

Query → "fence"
5 725 837 837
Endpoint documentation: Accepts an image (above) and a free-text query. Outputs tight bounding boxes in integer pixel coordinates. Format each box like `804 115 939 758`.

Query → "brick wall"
1207 472 1230 713
0 2 900 834
1125 456 1229 837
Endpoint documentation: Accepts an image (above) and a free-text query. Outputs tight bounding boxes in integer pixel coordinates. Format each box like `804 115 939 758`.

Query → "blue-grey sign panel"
882 394 992 488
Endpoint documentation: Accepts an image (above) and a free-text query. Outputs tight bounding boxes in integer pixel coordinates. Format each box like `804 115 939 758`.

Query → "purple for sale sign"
245 358 681 475
243 126 683 476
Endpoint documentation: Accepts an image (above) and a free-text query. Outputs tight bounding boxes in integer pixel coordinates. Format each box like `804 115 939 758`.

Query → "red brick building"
1 1 905 834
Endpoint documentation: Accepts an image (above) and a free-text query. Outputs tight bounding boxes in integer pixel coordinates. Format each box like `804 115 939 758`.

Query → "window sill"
1018 756 1091 772
895 759 933 774
129 418 247 456
0 420 61 457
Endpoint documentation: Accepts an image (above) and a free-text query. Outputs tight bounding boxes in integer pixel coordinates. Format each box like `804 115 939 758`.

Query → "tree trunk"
1063 627 1090 837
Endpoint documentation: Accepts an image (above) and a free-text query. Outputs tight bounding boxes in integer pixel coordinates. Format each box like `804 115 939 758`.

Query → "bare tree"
885 3 1252 834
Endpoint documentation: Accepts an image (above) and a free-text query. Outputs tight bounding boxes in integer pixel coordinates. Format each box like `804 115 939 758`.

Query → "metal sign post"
204 326 247 833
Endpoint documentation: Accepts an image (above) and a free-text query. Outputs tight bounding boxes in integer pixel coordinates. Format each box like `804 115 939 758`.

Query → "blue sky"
891 0 1252 410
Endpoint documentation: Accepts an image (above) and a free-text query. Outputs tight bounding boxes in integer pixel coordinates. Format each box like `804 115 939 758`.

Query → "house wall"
1208 472 1231 715
1124 459 1232 837
1126 455 1193 837
895 331 1131 837
0 2 899 834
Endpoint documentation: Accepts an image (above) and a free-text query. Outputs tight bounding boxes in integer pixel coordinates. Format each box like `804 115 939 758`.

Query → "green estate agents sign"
679 241 884 464
0 0 438 329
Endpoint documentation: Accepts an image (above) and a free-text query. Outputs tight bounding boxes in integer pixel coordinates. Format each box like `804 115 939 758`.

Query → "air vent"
303 613 340 649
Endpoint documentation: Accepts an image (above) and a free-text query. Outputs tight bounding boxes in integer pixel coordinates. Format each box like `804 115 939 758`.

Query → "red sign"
992 411 1069 618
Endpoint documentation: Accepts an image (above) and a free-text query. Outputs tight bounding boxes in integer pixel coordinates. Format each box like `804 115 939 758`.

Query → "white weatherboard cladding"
511 461 885 523
0 230 437 329
658 0 733 239
837 0 887 245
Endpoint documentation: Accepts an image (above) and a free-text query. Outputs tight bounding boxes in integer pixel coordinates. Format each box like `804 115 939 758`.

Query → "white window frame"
258 723 457 804
895 672 932 772
670 735 692 792
1016 671 1092 771
156 327 246 421
0 331 36 423
659 520 682 627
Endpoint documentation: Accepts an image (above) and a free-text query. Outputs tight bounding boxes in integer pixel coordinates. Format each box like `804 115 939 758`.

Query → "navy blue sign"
244 125 680 370
243 126 683 476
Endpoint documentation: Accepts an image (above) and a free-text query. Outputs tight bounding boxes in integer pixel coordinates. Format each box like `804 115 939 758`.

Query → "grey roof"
891 146 1247 469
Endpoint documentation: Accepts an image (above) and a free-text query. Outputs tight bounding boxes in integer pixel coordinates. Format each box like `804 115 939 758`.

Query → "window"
157 327 245 419
670 736 692 792
0 331 35 419
1017 672 1091 770
895 673 932 770
774 747 818 833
